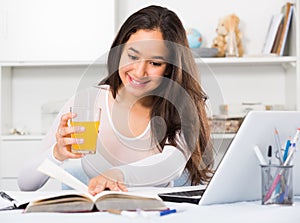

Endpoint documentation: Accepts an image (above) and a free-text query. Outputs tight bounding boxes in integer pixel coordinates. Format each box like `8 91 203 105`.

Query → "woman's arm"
116 145 189 187
18 87 103 191
88 133 191 195
17 146 62 191
115 132 191 187
17 97 74 191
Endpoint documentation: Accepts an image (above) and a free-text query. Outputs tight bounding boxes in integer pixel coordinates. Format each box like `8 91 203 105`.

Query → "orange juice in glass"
70 106 101 154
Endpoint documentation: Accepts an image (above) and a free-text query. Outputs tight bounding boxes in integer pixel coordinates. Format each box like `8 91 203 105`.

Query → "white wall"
0 0 115 61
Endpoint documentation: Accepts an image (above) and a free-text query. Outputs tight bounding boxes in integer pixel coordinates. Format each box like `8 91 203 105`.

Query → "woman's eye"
150 61 162 67
128 54 139 61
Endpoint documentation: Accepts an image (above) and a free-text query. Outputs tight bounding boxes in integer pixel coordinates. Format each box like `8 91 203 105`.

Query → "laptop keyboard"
158 189 205 204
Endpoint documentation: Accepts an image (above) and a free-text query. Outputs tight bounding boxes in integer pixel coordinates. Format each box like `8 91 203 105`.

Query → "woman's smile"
127 73 151 88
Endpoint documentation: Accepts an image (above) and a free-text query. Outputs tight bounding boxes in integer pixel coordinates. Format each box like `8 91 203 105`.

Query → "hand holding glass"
70 106 101 154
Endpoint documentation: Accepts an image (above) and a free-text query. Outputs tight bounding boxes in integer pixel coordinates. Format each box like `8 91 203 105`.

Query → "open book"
24 159 166 213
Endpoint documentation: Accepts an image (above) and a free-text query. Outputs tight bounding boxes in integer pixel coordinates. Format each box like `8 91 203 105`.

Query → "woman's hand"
53 112 85 161
88 169 128 195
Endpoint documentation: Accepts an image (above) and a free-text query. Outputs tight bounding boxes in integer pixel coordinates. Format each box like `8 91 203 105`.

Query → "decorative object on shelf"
191 47 218 58
208 116 243 133
211 14 244 57
219 102 266 117
186 28 203 48
9 128 26 135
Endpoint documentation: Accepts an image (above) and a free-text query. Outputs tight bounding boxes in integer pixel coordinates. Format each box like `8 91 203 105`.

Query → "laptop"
158 111 300 205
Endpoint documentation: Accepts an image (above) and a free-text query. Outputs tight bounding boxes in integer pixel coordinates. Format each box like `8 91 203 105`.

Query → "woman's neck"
115 86 154 109
109 87 153 137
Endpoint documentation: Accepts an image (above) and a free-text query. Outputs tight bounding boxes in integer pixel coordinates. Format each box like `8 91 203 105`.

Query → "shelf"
1 134 45 141
211 133 236 140
0 56 296 67
0 60 106 67
197 56 297 66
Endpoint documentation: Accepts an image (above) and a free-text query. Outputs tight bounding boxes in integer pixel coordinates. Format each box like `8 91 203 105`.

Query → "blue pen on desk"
159 209 177 216
136 209 178 218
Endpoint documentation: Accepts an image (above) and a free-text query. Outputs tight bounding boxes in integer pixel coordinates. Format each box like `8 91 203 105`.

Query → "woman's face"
118 29 169 97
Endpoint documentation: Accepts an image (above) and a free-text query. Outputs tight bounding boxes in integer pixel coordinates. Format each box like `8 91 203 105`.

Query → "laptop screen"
159 111 300 205
199 110 300 205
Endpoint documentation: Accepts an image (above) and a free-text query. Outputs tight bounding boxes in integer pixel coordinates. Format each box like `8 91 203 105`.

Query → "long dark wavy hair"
100 5 213 185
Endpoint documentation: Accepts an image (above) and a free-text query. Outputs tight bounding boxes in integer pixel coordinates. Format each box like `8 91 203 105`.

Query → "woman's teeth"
132 79 144 85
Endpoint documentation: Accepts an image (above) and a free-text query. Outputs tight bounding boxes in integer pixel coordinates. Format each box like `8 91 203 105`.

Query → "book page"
93 190 163 201
38 159 94 200
5 190 84 206
38 159 166 203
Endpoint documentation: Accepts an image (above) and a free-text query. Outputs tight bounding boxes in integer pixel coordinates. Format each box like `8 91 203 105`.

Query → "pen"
284 143 296 166
291 128 300 144
0 192 15 203
267 145 273 188
108 208 178 218
274 128 283 164
267 145 272 165
0 191 17 209
264 173 281 202
282 139 291 162
253 145 267 165
278 175 287 203
159 209 177 216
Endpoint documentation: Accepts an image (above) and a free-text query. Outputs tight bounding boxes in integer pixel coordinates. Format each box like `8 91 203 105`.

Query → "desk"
1 196 300 223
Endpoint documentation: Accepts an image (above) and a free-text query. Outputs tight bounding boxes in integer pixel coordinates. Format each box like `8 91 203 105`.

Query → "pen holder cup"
260 164 293 205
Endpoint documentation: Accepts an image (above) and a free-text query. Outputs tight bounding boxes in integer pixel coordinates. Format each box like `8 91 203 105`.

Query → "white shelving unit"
199 56 297 65
0 0 299 190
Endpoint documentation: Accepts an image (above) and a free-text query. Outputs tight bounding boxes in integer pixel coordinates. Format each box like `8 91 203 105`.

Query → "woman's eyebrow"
128 47 140 54
151 55 166 60
128 47 166 61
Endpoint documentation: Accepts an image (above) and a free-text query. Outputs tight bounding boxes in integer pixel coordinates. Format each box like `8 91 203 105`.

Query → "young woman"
18 5 213 195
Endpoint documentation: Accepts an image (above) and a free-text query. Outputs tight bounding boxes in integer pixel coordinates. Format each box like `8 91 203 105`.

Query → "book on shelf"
271 22 283 53
262 13 283 54
22 159 166 213
274 2 294 56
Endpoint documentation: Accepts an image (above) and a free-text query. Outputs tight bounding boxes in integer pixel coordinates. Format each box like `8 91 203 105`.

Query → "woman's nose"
133 60 147 77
